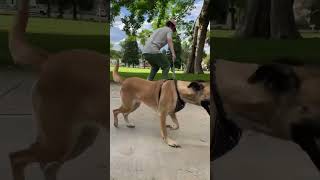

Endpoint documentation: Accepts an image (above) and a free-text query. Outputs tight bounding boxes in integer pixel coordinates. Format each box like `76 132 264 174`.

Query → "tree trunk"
72 0 78 20
270 0 301 39
230 9 236 30
194 0 210 74
58 0 64 18
236 0 271 38
47 0 51 18
185 17 199 73
236 0 301 39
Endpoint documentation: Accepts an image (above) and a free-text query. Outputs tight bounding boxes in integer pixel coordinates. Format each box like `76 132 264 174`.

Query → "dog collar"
158 79 185 113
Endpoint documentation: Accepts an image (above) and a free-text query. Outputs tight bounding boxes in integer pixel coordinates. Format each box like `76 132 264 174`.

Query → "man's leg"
144 53 160 81
159 54 170 79
147 65 160 81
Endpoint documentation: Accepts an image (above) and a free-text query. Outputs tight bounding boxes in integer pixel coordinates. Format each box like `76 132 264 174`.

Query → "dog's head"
180 80 210 114
247 63 301 95
247 63 320 138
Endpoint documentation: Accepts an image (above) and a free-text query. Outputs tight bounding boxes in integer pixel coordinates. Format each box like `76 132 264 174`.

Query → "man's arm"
167 36 176 62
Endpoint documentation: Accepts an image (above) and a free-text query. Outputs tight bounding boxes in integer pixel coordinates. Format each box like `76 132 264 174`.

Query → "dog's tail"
112 60 125 84
9 0 49 67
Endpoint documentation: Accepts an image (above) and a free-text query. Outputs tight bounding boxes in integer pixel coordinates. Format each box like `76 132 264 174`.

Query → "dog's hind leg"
166 113 179 130
160 112 180 148
123 102 141 128
113 106 131 127
9 145 38 180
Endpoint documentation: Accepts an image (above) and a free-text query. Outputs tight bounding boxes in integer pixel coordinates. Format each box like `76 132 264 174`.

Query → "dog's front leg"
160 112 180 147
166 113 179 130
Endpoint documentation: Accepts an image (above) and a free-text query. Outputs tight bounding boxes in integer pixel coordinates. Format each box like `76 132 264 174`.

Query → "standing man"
142 19 177 80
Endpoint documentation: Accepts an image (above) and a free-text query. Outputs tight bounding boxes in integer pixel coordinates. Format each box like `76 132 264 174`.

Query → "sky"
110 0 209 53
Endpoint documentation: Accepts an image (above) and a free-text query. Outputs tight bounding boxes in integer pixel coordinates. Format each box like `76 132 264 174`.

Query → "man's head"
166 19 177 32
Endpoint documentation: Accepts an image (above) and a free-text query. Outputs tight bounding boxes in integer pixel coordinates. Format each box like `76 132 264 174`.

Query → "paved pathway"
0 70 108 180
110 83 210 180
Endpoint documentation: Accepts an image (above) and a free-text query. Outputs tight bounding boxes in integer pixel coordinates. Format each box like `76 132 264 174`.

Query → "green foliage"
111 43 122 60
121 36 140 67
137 29 152 45
111 0 195 33
203 53 210 68
121 13 144 36
181 40 191 67
166 33 183 69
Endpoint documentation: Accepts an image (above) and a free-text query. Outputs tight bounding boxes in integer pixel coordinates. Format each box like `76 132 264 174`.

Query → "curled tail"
9 0 49 66
112 60 125 84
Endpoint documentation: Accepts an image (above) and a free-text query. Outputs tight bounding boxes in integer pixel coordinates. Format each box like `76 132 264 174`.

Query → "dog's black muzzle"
201 100 210 115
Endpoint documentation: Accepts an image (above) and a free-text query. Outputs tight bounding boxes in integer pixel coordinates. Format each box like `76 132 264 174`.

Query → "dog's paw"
114 122 118 128
167 139 180 148
126 123 135 128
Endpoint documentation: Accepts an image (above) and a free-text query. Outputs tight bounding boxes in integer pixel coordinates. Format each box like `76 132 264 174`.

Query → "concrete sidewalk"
213 131 320 179
0 70 108 180
110 83 210 180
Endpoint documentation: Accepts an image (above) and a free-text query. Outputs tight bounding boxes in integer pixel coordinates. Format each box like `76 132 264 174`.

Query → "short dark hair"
166 21 174 27
166 21 176 32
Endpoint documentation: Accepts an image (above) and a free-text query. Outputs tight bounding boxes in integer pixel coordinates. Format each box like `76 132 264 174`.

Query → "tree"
111 0 195 27
47 0 51 17
111 43 122 60
37 0 52 17
186 0 210 74
203 53 210 70
111 0 197 71
181 41 191 69
137 29 152 46
56 0 65 18
71 0 78 20
121 36 140 67
236 0 301 39
212 0 230 24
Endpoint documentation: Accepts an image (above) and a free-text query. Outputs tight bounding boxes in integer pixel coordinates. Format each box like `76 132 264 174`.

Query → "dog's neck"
176 81 201 105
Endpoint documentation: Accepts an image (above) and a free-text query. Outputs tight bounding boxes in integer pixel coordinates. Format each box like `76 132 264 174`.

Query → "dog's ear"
248 64 300 94
188 82 204 91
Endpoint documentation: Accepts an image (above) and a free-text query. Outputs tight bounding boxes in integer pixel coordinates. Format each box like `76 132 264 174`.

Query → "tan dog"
214 59 320 170
112 62 210 147
8 1 108 180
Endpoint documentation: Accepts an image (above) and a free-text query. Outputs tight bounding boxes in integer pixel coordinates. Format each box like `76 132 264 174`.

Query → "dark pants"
143 53 170 80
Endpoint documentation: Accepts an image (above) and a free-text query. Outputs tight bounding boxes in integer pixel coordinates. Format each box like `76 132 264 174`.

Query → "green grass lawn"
0 15 108 65
109 66 210 81
213 29 320 64
0 14 208 81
